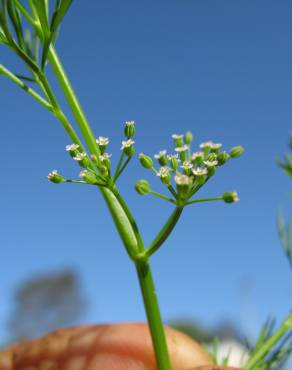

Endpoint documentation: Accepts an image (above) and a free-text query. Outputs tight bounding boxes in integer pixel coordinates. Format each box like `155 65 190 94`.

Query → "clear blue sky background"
1 0 292 344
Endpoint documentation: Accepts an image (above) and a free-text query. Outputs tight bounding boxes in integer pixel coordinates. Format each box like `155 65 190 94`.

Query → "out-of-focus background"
1 0 291 365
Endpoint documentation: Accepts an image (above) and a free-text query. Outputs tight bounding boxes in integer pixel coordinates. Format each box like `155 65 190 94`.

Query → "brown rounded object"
0 323 213 370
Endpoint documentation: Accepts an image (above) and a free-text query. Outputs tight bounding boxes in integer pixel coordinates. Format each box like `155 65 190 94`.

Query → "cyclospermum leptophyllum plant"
1 2 290 370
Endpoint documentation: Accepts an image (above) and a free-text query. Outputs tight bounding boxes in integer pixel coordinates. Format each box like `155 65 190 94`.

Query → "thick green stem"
136 260 172 370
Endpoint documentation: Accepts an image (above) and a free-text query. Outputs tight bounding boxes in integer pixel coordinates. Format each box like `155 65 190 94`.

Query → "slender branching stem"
146 206 184 258
186 196 223 205
113 152 125 182
150 191 177 204
115 156 132 181
0 64 51 110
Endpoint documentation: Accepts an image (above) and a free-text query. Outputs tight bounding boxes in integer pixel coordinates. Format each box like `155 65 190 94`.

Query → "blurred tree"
7 269 86 342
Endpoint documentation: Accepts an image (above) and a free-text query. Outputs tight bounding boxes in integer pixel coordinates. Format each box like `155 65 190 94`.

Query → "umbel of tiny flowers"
136 132 244 208
48 121 137 187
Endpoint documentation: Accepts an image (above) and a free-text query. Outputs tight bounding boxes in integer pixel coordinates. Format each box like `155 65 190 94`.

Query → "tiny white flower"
73 152 87 161
172 134 184 139
156 166 170 178
181 161 193 170
211 142 222 150
47 170 58 179
125 120 135 126
167 154 179 160
79 170 88 178
231 191 239 202
191 151 204 160
121 139 135 150
96 136 109 146
175 144 188 152
99 153 112 161
66 144 79 152
200 141 214 149
204 160 218 167
192 167 208 176
154 150 167 159
174 173 192 186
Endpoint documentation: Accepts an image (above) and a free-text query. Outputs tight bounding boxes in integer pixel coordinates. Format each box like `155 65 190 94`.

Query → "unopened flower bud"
168 154 179 171
172 134 184 148
96 136 109 154
135 179 151 195
207 153 217 162
79 170 98 184
139 153 153 169
124 121 136 138
217 151 230 166
154 150 168 166
223 191 239 203
121 139 135 157
184 131 193 145
47 170 65 184
230 146 244 158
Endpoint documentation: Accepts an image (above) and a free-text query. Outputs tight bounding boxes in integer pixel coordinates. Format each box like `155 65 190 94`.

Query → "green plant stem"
245 315 291 370
150 191 176 204
45 45 172 369
186 196 223 205
113 151 125 182
146 206 184 257
136 259 172 370
48 47 100 157
0 64 51 109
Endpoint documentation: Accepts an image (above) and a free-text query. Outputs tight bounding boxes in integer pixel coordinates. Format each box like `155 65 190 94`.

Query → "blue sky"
1 0 292 344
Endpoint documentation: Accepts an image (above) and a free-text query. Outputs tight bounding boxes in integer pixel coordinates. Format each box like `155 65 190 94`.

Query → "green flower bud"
66 143 80 158
230 146 244 158
99 153 111 170
121 139 135 157
191 152 204 166
172 134 184 148
175 145 188 162
223 191 239 203
207 153 217 162
79 170 99 184
96 136 109 154
135 179 151 195
124 121 136 138
154 150 168 166
184 131 193 145
47 170 65 184
168 154 179 171
139 153 153 169
217 151 230 166
73 152 90 168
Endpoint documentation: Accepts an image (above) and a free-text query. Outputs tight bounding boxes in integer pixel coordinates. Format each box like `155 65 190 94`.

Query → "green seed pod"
184 131 193 145
124 121 136 138
217 151 230 166
154 150 168 166
223 191 239 203
135 179 151 195
79 170 99 184
139 153 153 169
47 170 65 184
230 146 244 158
73 152 90 168
207 153 217 162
